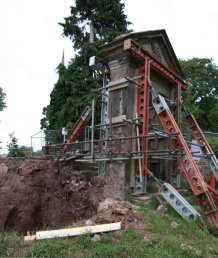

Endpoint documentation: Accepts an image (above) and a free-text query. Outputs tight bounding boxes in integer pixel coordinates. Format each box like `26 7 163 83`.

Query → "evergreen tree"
7 133 25 157
0 87 6 111
60 0 132 50
41 0 131 131
0 86 6 150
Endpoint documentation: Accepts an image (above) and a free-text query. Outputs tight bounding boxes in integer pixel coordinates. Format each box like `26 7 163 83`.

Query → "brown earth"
0 158 105 233
0 157 141 235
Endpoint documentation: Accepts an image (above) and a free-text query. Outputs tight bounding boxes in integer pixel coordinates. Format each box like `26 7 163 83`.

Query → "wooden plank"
35 222 121 240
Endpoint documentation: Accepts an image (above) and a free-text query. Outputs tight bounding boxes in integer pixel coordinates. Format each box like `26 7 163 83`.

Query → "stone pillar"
103 54 138 198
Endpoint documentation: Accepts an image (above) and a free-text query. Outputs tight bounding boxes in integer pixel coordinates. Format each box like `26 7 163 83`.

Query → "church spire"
61 49 65 66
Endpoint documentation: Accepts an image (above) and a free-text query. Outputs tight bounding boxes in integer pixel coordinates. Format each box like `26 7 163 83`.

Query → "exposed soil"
0 158 105 233
0 157 141 235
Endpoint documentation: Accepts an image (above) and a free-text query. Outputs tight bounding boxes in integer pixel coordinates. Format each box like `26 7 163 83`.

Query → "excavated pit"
0 158 105 233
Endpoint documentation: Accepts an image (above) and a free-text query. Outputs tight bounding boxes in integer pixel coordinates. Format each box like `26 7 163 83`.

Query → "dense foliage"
207 136 218 156
41 0 131 130
0 87 6 111
60 0 132 49
0 87 6 149
180 58 218 131
7 133 26 157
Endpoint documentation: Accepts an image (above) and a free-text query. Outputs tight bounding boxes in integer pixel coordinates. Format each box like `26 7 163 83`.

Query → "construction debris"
156 204 167 214
24 222 121 242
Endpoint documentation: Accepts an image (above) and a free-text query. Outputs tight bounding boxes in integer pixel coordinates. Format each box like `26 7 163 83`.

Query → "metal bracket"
135 176 146 193
160 183 201 220
151 88 169 114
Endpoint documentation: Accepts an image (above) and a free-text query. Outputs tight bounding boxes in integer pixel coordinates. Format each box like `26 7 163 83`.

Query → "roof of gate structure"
101 29 184 79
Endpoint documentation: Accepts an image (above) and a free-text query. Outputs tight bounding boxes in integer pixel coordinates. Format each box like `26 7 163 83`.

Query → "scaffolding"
41 38 218 227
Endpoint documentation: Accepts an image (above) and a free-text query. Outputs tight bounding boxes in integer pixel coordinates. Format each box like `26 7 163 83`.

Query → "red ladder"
62 106 92 155
181 105 218 188
151 87 218 227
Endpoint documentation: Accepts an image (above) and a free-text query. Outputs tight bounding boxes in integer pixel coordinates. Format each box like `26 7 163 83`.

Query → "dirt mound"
0 158 105 233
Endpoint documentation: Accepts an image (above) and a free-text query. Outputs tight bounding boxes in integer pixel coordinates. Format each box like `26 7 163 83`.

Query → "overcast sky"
0 0 218 153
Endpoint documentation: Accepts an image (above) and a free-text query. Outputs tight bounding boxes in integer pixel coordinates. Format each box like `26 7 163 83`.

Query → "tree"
7 133 26 157
59 0 132 50
0 87 6 111
207 136 218 157
41 0 131 131
180 58 218 131
0 87 6 150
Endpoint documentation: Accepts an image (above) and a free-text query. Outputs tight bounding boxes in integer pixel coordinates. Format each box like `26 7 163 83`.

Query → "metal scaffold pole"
91 99 95 160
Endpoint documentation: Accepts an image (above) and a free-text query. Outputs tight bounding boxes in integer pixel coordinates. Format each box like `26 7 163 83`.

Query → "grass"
0 232 26 257
146 177 159 193
1 197 218 258
139 197 218 257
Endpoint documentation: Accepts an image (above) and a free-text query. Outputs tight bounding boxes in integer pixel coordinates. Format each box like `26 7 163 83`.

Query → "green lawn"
1 198 218 258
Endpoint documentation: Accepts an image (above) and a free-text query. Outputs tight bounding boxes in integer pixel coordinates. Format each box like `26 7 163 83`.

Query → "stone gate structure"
100 30 187 197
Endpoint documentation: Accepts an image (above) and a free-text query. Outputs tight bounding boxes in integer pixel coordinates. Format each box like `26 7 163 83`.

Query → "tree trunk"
89 19 94 43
